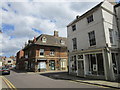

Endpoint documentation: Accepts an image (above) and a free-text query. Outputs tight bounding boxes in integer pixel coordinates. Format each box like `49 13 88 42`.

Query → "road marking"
2 76 17 90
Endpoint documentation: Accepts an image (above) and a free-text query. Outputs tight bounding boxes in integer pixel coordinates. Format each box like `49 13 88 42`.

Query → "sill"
39 56 44 57
50 55 55 57
89 45 96 48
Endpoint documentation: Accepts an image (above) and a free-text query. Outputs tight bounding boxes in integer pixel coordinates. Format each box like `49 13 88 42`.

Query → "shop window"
90 54 97 75
87 53 104 75
96 53 104 75
112 53 118 74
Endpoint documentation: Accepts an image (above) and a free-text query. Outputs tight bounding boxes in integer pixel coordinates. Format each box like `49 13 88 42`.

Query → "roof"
24 34 67 50
67 2 103 27
4 58 13 61
35 34 67 47
114 3 120 8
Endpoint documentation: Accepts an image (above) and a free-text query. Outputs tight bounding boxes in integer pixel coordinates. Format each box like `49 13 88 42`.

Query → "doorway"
49 60 55 70
78 60 84 77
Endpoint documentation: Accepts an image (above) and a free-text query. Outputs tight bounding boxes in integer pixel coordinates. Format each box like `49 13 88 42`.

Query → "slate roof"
35 34 67 47
24 34 67 50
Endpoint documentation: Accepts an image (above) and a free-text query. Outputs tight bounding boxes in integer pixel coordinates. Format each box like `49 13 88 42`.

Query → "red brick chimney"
54 31 59 37
33 37 36 43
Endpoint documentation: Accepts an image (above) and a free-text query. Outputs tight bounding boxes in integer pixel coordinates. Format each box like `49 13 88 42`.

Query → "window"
72 24 76 31
115 31 119 41
72 38 77 50
87 14 94 23
40 49 44 56
8 61 11 63
87 54 104 75
109 29 113 44
60 40 65 45
88 31 96 46
42 37 47 43
74 55 77 70
50 49 55 56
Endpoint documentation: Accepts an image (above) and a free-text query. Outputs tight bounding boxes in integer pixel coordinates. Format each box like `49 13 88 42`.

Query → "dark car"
2 67 10 75
0 67 2 75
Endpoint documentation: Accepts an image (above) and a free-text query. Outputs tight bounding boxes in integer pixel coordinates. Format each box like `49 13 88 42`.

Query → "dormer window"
60 40 65 45
42 37 47 43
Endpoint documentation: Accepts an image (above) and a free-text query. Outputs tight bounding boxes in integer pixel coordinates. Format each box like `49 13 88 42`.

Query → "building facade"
67 1 120 81
17 31 68 72
16 50 24 70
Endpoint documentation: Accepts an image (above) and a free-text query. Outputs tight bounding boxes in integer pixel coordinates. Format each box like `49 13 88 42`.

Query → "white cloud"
1 1 101 57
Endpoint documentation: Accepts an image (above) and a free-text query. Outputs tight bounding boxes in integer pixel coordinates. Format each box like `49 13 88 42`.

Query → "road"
3 70 111 89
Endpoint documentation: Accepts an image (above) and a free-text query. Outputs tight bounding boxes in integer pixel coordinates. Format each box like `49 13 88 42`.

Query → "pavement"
39 71 120 89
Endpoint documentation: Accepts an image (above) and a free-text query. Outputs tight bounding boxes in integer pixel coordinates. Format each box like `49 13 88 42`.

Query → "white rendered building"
67 1 120 81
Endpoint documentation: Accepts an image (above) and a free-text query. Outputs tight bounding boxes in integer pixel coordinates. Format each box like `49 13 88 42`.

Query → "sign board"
93 64 97 71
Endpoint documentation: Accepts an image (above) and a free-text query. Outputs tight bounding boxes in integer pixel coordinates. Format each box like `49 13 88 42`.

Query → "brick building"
16 50 24 70
17 31 68 72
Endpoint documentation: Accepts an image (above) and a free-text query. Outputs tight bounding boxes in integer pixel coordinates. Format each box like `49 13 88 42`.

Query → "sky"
0 0 119 57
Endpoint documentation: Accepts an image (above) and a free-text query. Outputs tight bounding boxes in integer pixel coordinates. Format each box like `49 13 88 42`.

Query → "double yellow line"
2 76 17 90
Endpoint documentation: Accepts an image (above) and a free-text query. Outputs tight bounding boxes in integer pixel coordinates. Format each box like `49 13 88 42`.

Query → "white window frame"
42 37 47 43
39 49 44 57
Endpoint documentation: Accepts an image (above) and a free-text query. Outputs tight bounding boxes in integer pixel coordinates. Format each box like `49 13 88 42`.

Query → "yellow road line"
2 77 13 89
2 76 17 90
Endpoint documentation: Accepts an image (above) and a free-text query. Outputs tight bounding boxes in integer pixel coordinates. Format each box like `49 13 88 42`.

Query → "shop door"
50 60 55 70
38 62 46 69
78 61 84 77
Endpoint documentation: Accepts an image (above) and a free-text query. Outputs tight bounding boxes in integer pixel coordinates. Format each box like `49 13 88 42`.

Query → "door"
78 60 84 77
49 60 55 70
38 62 46 70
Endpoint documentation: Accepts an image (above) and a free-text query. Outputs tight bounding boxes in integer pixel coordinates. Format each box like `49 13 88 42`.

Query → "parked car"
0 67 2 75
2 67 10 75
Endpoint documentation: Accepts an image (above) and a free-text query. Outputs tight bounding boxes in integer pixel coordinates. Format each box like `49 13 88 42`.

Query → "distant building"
67 1 119 81
16 50 24 69
16 31 68 72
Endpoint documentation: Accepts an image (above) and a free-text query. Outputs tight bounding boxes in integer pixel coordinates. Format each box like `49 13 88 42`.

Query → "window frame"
50 49 55 56
87 14 94 23
72 38 77 50
72 24 76 31
39 49 44 56
88 31 96 46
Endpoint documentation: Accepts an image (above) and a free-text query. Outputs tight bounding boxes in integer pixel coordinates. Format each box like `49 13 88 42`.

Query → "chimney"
54 31 58 37
33 37 36 43
76 15 80 19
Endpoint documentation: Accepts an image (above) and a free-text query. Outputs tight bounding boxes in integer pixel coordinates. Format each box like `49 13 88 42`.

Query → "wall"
67 8 106 52
101 1 119 48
